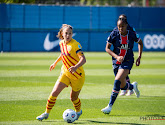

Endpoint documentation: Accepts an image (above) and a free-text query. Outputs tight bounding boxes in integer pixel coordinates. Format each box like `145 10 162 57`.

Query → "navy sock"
126 76 130 83
121 82 133 90
109 80 121 106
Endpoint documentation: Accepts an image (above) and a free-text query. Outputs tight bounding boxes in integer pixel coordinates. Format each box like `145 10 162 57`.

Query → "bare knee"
51 91 59 97
51 82 67 97
70 90 80 101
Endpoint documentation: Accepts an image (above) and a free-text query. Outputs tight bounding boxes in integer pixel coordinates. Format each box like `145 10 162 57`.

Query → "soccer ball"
63 109 77 123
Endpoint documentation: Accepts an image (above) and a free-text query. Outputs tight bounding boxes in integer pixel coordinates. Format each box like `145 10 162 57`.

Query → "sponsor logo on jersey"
119 44 129 50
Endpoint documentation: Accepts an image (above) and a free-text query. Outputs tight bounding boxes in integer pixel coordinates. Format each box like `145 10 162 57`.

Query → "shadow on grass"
140 95 165 98
41 120 63 123
41 120 149 125
85 120 149 125
38 114 164 125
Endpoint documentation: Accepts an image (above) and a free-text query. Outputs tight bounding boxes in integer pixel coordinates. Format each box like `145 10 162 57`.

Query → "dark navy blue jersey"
107 30 140 65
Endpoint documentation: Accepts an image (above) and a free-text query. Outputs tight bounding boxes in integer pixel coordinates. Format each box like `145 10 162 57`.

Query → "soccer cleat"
101 105 112 114
75 110 82 120
132 82 140 98
119 90 127 96
126 90 134 96
36 112 49 121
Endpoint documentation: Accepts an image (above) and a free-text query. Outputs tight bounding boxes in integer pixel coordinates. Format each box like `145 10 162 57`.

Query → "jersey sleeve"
75 42 82 54
106 30 116 45
132 31 140 43
128 25 141 43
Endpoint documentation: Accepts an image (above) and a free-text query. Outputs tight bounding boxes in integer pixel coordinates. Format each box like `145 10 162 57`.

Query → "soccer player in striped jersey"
36 24 86 121
113 14 142 96
101 16 143 114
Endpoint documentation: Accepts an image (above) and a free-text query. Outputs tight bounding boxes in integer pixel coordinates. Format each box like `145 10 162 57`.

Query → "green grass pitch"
0 52 165 125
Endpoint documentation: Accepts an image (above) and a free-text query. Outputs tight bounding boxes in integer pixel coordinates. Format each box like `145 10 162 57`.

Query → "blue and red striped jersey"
107 30 140 64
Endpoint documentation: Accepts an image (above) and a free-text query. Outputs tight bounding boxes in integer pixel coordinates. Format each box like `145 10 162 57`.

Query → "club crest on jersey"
67 46 72 51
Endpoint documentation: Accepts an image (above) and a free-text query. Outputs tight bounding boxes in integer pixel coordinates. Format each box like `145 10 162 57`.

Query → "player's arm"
50 54 62 71
76 51 86 68
105 42 124 63
136 39 143 66
68 51 86 73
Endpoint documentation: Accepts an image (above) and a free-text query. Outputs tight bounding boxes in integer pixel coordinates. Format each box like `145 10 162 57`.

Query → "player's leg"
121 77 140 97
121 75 134 95
114 67 128 96
70 77 85 120
125 76 134 96
119 89 127 96
70 90 82 120
120 61 136 96
121 82 139 97
126 76 130 84
101 69 129 114
36 74 69 121
47 81 68 113
120 61 139 97
126 89 134 96
120 75 133 95
124 77 140 97
70 90 81 112
36 81 67 121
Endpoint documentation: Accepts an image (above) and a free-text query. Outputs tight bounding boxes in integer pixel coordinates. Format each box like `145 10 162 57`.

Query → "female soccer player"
114 14 142 96
36 24 86 121
101 17 143 114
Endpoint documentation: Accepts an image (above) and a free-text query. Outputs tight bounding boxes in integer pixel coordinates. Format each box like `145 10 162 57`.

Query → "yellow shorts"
57 72 85 92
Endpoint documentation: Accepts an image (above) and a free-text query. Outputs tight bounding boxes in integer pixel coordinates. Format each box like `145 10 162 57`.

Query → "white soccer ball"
63 109 77 123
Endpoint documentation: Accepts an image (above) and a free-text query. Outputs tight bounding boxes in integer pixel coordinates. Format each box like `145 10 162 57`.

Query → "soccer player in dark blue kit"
114 14 141 96
101 15 143 114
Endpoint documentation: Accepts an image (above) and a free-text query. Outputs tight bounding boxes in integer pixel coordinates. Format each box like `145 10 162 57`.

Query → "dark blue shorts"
113 60 134 76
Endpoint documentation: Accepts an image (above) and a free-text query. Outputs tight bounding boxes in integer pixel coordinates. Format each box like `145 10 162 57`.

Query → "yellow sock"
72 98 81 112
46 95 57 113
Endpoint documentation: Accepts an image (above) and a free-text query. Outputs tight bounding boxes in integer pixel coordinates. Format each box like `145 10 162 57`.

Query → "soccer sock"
72 98 81 112
126 76 130 83
109 80 121 106
121 82 133 90
46 95 57 113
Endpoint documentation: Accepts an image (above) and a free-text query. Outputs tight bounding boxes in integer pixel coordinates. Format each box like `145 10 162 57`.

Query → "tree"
0 0 35 3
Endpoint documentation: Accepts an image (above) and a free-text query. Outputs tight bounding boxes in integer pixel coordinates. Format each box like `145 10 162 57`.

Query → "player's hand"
50 63 56 71
68 66 77 74
117 56 124 63
136 56 141 66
